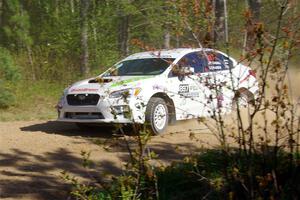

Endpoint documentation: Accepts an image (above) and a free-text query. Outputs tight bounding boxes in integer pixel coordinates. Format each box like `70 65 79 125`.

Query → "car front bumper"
57 96 146 124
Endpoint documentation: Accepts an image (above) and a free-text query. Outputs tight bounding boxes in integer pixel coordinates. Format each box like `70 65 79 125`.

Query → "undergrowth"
0 80 65 121
63 149 299 200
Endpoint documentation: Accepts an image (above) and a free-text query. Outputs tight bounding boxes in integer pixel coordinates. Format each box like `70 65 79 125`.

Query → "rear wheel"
145 97 169 135
232 89 255 108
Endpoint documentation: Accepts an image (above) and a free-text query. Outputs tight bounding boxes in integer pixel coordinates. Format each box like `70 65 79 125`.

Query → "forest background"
1 0 298 120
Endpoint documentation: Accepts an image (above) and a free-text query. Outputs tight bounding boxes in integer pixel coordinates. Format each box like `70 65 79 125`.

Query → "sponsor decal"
189 85 198 91
70 88 98 92
111 76 153 87
185 92 199 97
153 84 166 91
205 53 230 71
208 62 222 70
224 59 230 69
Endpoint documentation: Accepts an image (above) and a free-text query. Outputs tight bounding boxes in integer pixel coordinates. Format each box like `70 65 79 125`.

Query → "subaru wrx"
57 48 258 134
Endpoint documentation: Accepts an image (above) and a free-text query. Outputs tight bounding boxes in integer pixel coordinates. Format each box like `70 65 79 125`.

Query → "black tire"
145 97 169 135
232 89 255 109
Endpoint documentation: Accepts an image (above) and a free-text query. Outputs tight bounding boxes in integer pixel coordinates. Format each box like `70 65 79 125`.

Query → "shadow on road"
20 121 118 138
1 121 202 199
0 147 123 200
0 141 200 200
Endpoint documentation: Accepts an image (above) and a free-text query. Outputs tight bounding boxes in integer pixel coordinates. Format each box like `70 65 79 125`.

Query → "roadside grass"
0 80 66 121
156 150 300 200
67 149 299 200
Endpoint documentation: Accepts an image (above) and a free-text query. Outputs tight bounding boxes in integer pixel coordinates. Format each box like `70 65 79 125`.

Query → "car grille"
65 112 104 119
67 94 100 106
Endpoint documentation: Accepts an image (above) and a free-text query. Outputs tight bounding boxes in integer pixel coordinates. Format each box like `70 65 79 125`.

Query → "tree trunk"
70 0 74 14
20 2 36 80
163 30 170 49
248 0 261 21
0 0 3 26
26 45 35 81
176 34 180 48
80 0 90 76
214 0 225 43
224 0 229 45
243 0 261 54
54 0 59 17
118 15 129 56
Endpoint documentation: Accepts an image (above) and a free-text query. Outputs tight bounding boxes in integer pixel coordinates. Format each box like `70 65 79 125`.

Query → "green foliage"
0 1 299 198
0 47 21 81
85 150 299 200
3 0 32 48
0 47 21 108
0 80 64 120
0 85 15 109
157 161 221 200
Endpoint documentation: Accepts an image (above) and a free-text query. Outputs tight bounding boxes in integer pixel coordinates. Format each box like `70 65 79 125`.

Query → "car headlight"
56 87 69 109
109 88 142 99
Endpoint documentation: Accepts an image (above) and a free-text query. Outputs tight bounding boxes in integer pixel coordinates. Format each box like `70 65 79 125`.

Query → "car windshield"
105 58 174 76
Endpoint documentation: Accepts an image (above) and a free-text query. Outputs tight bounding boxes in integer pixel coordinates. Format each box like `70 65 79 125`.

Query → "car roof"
123 48 215 60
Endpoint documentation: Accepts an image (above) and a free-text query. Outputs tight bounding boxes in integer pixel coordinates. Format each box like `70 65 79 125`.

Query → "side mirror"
176 66 194 81
181 66 194 75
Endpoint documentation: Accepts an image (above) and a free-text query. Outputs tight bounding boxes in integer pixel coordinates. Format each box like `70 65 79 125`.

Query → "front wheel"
145 97 169 135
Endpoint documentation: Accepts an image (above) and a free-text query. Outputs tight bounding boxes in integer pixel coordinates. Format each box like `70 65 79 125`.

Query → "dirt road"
0 120 216 200
1 68 299 200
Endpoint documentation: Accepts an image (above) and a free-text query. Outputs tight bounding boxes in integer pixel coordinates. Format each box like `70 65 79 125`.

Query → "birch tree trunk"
54 0 59 17
70 0 74 14
80 0 90 76
19 2 36 80
118 15 129 56
163 31 170 49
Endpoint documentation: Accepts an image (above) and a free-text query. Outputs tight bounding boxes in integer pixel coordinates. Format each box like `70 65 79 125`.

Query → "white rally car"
57 48 258 134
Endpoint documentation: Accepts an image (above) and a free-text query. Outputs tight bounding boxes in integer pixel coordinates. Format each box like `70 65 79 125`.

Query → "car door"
200 50 234 113
166 52 210 120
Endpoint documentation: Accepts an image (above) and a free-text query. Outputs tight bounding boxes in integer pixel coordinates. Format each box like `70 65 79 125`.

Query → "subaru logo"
78 94 87 100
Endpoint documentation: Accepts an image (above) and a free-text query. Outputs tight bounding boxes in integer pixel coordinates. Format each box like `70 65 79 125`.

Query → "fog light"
56 103 63 110
113 105 130 114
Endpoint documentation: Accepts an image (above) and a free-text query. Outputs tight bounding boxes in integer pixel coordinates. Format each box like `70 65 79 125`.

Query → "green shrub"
79 150 299 200
0 85 15 109
0 47 21 109
0 47 21 81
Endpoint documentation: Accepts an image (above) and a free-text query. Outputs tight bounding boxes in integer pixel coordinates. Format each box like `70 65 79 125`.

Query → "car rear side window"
169 51 234 77
204 52 233 72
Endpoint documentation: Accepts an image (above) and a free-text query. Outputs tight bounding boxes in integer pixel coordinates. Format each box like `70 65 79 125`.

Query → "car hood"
67 75 155 95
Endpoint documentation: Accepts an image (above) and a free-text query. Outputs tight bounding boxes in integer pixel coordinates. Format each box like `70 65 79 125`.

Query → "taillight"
249 70 256 78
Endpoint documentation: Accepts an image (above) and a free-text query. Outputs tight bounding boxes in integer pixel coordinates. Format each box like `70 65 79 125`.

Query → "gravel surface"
0 120 215 200
1 68 299 200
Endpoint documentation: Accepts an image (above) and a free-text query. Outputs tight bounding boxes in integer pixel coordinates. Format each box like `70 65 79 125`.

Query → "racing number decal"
179 84 199 97
179 84 189 94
